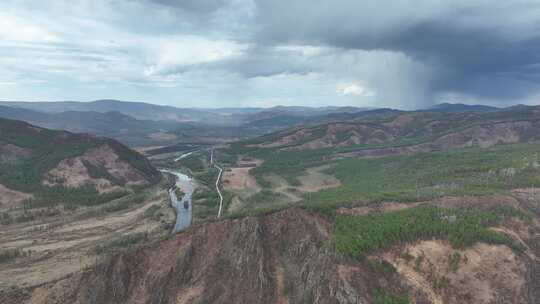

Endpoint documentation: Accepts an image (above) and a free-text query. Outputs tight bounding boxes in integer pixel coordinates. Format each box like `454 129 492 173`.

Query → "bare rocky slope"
3 194 538 304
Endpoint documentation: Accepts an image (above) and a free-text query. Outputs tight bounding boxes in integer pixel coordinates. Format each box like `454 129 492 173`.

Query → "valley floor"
0 184 174 290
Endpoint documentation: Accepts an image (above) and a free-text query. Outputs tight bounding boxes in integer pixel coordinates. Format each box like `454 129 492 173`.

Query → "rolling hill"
0 105 187 146
0 100 374 123
0 100 219 123
243 105 540 155
0 102 385 144
426 103 499 113
0 118 160 207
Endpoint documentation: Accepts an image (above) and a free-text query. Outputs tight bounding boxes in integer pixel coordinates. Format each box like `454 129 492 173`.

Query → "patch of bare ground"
0 143 31 163
83 145 148 186
264 173 303 203
223 157 264 212
253 129 313 148
296 165 341 193
43 144 148 192
0 187 171 289
337 201 424 216
384 241 527 304
226 161 338 208
223 157 263 192
222 167 259 191
43 156 118 193
0 184 32 209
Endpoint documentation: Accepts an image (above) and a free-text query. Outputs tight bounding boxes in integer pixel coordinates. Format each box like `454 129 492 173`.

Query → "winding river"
160 168 195 233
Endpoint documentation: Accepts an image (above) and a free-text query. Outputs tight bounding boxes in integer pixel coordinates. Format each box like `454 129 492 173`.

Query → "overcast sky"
1 0 540 109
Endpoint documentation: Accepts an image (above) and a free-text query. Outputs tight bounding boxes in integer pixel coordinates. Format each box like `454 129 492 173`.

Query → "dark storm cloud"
3 0 540 107
254 0 540 102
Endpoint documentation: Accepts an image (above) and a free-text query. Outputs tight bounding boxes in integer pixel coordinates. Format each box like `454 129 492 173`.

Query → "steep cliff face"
5 205 538 304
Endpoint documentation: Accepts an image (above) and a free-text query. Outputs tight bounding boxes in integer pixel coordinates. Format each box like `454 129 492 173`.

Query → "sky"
1 1 540 109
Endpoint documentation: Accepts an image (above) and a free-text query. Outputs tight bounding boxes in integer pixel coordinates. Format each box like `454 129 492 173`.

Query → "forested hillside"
0 118 160 207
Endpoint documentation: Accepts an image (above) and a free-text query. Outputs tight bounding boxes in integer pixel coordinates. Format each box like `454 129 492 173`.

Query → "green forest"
332 205 527 260
305 143 540 209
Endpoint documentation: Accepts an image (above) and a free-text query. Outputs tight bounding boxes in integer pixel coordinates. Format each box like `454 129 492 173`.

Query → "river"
160 168 195 233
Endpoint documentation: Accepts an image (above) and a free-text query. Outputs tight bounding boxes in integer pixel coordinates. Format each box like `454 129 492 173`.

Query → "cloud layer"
1 0 539 108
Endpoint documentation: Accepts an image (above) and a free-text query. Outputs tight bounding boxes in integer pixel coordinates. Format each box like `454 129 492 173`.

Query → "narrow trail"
211 149 224 218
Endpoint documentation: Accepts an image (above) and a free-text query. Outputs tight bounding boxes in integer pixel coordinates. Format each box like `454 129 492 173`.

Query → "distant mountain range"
426 103 499 113
0 105 183 146
0 100 372 124
0 100 223 123
0 100 380 145
0 100 533 146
